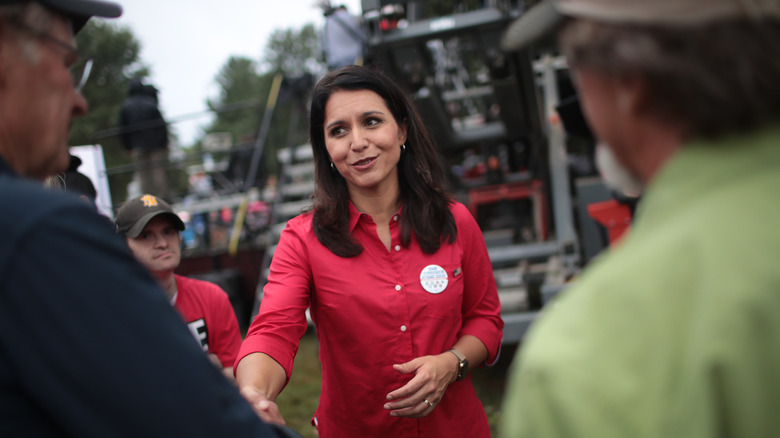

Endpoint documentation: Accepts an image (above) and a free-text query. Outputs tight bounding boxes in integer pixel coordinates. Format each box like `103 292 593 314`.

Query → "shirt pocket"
419 262 464 320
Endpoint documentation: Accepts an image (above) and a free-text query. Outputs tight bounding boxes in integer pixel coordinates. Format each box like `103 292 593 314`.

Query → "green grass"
274 327 520 437
274 328 322 438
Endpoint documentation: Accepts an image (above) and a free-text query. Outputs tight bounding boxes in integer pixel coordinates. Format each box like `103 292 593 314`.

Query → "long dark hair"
308 65 456 257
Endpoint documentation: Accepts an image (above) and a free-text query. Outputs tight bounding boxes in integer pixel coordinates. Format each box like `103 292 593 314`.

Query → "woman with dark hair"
235 65 503 438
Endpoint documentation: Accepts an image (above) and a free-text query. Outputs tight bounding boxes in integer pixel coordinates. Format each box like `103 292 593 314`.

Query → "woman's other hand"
383 352 459 418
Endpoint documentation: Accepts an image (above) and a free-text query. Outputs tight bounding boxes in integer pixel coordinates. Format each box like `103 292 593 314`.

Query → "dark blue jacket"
0 157 287 437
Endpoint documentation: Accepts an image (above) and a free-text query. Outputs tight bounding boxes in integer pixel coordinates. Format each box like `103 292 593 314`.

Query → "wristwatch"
448 348 469 381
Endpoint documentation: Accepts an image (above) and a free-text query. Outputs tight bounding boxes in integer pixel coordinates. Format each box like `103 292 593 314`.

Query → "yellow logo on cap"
140 194 158 207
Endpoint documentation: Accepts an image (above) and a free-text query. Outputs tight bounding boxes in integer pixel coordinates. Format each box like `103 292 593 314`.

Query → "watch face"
457 359 467 380
449 349 468 380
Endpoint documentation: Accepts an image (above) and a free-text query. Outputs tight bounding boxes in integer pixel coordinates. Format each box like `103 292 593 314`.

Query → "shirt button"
394 245 401 252
395 284 401 291
400 325 407 332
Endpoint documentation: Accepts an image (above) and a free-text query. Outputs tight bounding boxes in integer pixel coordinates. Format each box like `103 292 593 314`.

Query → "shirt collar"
636 122 780 229
348 201 361 232
347 201 404 231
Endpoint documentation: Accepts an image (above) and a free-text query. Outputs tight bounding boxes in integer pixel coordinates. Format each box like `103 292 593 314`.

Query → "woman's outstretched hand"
240 386 287 425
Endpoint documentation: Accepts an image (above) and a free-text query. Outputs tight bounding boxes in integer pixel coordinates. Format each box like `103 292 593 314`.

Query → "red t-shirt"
174 275 242 368
238 202 503 437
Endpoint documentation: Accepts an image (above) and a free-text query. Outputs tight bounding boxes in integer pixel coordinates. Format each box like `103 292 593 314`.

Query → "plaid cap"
502 0 780 51
115 194 185 238
0 0 122 33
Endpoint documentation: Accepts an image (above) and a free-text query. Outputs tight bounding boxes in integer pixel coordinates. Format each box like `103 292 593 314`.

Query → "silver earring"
401 144 406 153
330 162 336 170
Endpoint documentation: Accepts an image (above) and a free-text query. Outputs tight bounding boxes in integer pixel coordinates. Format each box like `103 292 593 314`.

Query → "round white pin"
420 264 448 294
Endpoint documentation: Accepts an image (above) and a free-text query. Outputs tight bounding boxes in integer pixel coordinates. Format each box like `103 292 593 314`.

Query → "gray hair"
560 18 780 139
43 173 65 190
0 3 58 63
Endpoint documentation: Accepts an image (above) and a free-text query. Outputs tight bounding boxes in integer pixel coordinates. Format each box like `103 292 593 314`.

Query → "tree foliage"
261 24 323 76
68 20 151 206
202 25 322 188
69 20 147 147
206 56 265 141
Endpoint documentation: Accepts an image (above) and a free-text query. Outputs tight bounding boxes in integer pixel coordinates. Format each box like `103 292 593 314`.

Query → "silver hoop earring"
330 162 336 170
401 144 406 153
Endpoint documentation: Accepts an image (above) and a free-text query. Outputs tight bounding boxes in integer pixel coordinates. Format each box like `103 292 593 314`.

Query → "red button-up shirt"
238 201 503 438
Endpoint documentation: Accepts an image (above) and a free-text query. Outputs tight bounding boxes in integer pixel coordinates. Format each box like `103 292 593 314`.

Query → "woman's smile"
351 156 377 169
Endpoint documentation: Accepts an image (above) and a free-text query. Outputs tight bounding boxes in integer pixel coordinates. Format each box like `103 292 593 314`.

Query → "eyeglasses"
7 20 94 93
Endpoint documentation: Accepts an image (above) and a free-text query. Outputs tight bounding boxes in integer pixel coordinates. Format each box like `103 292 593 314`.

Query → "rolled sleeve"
455 203 504 364
236 220 313 381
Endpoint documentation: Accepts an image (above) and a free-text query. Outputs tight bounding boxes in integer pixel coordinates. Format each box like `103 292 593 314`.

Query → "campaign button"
420 264 448 294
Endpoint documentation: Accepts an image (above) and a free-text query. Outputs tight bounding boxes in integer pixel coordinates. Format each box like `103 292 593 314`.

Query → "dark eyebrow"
325 120 343 131
325 110 385 130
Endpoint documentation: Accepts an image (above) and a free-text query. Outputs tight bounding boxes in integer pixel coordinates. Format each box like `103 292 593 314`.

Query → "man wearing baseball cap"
0 1 298 437
115 194 243 383
500 0 780 436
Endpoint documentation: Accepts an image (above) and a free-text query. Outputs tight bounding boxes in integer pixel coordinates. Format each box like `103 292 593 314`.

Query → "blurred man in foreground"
0 1 298 436
500 0 780 436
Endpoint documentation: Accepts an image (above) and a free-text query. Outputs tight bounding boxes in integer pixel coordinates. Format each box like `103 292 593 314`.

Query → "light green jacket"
501 124 780 438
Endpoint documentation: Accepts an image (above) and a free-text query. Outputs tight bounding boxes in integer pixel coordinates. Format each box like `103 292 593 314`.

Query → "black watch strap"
448 348 468 381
